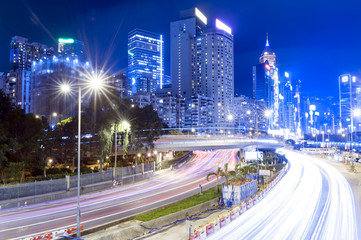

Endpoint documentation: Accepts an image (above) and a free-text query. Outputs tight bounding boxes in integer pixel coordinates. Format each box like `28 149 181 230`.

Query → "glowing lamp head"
353 108 361 117
60 84 71 93
89 75 103 90
227 114 234 121
265 64 271 70
264 110 272 118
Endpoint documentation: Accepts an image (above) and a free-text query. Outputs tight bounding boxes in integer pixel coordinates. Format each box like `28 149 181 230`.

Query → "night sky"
1 0 361 98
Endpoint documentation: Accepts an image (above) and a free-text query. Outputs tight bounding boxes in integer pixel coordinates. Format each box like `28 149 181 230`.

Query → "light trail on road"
208 150 359 240
0 149 238 239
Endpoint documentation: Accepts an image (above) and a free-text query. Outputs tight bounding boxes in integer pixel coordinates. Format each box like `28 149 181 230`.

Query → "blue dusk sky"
0 0 360 98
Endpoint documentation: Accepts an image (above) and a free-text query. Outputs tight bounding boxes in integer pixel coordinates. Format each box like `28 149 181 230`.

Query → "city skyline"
1 0 360 98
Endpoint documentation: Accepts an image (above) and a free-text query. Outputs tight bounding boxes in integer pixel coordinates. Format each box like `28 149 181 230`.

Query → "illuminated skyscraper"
338 74 361 132
170 8 207 98
31 55 90 126
171 9 234 131
252 35 279 129
9 36 54 113
193 20 234 130
10 36 54 71
259 33 276 67
58 38 85 62
127 29 164 95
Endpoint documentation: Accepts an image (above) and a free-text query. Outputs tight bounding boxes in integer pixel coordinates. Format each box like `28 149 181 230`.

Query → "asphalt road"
0 149 238 240
208 150 359 240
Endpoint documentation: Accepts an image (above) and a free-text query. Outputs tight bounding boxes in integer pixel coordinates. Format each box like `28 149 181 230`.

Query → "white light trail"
208 150 359 240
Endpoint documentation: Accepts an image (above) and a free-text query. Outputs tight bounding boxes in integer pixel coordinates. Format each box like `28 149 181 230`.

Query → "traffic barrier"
26 225 84 240
187 166 289 239
206 223 214 236
191 231 200 240
234 207 239 218
230 210 236 221
219 216 226 228
225 213 231 224
213 219 220 232
199 226 207 239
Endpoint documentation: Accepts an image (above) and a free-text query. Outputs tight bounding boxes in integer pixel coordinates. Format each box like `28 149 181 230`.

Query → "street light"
137 153 141 165
114 120 131 183
59 73 104 238
353 108 361 117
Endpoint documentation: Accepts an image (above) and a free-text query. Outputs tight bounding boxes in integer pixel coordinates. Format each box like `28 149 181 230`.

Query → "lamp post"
350 108 361 156
137 153 141 166
264 109 272 135
114 122 117 181
227 114 234 134
321 131 325 146
327 129 331 142
60 73 104 238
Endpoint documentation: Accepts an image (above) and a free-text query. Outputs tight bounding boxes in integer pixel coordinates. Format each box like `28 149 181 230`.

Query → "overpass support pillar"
239 149 245 162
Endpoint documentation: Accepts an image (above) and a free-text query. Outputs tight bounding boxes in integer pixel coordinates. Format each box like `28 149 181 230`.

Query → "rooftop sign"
216 19 232 35
58 38 74 44
195 8 207 25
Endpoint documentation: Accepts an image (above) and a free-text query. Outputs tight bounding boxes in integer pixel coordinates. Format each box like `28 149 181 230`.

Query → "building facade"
58 38 85 62
170 8 207 98
8 36 54 113
31 55 90 126
252 36 279 130
171 9 234 132
338 74 361 132
128 29 164 95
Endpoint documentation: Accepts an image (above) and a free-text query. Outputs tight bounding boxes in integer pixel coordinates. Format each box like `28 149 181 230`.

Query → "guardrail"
0 162 155 201
23 225 83 240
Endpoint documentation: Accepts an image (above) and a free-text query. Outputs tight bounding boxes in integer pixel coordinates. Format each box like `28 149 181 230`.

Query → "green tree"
131 105 163 152
220 163 235 185
206 167 224 193
5 109 44 183
57 117 78 172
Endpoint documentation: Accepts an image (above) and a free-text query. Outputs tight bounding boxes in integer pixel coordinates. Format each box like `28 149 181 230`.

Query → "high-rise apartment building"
10 36 54 71
170 8 207 98
127 29 163 95
31 55 90 125
8 36 54 113
58 38 85 62
338 74 361 132
171 9 234 132
194 22 234 129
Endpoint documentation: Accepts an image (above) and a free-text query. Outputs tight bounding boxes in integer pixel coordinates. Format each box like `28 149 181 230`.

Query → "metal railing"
0 162 155 201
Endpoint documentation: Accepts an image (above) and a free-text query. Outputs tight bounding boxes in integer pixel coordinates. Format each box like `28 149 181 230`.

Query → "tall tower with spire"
259 33 276 67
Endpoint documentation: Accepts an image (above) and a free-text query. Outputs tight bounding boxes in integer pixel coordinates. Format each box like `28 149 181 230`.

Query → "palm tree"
207 167 223 193
220 163 236 185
